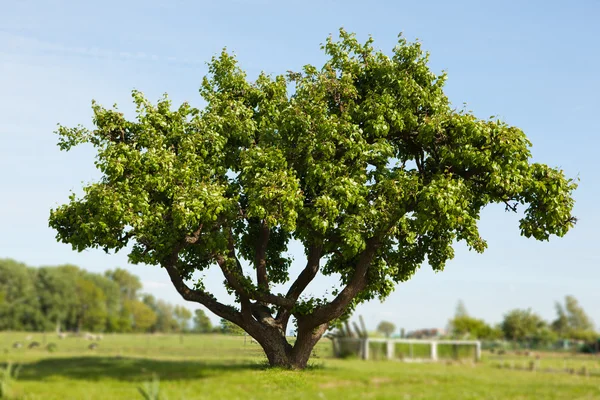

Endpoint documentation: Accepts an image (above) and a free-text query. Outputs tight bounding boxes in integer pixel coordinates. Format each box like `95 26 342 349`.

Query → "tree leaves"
50 28 577 326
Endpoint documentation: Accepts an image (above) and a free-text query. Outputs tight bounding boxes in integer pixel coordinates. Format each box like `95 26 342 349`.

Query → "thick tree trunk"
257 323 328 369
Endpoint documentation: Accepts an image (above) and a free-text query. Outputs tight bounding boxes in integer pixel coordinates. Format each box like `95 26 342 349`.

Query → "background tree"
129 300 158 332
105 268 142 301
376 321 396 337
74 277 107 332
193 309 213 333
173 305 193 332
455 300 468 318
48 29 577 368
0 259 46 331
35 265 79 332
220 318 245 335
564 295 594 333
450 315 500 339
0 258 185 334
551 302 570 337
552 295 595 340
501 309 547 343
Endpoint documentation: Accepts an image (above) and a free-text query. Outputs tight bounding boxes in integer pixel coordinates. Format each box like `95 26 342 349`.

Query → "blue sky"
1 0 599 332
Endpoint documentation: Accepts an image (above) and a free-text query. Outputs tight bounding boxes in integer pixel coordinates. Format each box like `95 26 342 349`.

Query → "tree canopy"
376 321 396 337
49 29 577 368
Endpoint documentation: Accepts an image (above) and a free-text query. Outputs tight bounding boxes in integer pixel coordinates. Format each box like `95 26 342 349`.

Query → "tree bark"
255 322 327 369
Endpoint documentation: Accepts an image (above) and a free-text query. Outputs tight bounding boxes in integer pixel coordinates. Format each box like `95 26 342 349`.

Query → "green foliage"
0 259 178 334
192 309 212 333
220 319 245 335
0 260 46 331
376 321 396 338
0 362 21 399
105 269 143 301
501 309 549 343
49 29 576 340
454 300 468 318
143 296 179 333
450 316 502 340
128 300 158 332
173 306 192 332
551 296 594 340
138 374 167 400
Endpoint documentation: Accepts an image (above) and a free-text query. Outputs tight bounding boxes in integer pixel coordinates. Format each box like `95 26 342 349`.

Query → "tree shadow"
7 357 268 382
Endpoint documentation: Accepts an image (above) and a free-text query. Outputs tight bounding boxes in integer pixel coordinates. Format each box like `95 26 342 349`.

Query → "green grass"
1 332 600 399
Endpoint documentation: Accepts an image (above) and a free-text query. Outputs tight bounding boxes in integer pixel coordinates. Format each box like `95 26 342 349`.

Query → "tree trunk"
258 323 328 369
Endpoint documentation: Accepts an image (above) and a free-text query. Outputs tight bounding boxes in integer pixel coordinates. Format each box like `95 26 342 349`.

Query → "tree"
220 318 245 335
450 315 499 339
48 29 577 368
128 300 158 332
105 268 142 301
173 305 193 332
35 265 80 332
551 302 570 337
0 259 46 331
564 295 594 333
552 295 594 339
74 277 108 332
193 309 213 333
376 321 396 337
143 296 179 333
455 300 468 318
501 309 547 342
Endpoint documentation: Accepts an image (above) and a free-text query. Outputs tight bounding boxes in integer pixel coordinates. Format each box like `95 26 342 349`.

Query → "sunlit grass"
0 332 599 399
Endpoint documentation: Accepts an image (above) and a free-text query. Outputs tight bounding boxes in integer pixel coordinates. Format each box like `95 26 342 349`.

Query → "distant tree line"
374 297 596 348
446 298 596 345
0 259 227 334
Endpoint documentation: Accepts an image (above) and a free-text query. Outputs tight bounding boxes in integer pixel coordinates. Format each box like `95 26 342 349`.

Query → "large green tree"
49 30 577 368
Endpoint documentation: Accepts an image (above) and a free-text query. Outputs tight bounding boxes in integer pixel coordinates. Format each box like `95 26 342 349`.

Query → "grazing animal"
57 333 67 340
25 335 33 341
88 343 98 350
12 342 23 349
28 341 41 349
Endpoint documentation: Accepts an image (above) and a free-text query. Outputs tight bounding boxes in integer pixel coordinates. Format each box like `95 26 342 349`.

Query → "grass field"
1 332 600 400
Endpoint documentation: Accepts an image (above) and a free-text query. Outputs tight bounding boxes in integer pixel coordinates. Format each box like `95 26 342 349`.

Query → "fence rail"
332 338 481 362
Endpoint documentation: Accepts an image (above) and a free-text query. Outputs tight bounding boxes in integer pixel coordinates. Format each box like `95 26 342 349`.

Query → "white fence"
332 338 481 362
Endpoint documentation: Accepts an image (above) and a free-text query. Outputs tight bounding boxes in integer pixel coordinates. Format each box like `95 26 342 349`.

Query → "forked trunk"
258 323 328 369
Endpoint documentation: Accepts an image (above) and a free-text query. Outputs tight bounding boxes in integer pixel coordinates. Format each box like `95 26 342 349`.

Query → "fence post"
430 341 438 361
362 338 370 360
475 341 481 362
386 340 394 360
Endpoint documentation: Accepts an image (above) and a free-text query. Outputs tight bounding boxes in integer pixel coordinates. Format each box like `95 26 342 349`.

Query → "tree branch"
163 261 245 327
275 243 323 324
299 237 381 328
214 229 294 309
184 224 204 244
255 222 270 291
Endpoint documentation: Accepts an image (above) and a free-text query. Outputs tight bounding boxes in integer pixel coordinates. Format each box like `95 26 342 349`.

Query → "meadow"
1 332 599 400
